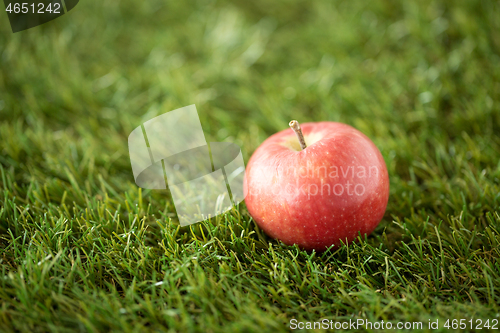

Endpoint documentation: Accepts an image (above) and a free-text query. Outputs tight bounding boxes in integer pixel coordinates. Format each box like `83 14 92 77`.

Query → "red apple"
244 121 389 251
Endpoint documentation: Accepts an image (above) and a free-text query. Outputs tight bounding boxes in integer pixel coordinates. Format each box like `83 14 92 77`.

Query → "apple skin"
243 122 389 252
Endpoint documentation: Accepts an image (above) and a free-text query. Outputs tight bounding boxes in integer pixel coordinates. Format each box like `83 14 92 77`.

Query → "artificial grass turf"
0 0 499 331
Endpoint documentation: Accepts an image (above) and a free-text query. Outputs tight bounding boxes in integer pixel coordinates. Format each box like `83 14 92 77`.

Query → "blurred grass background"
0 0 499 331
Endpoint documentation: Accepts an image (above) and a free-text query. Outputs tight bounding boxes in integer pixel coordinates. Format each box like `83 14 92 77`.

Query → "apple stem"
289 120 307 150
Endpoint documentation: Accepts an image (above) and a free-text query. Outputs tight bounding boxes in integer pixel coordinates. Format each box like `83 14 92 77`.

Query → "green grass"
1 0 500 331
